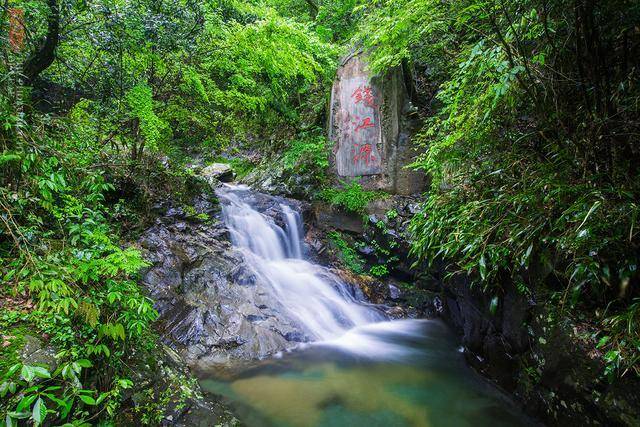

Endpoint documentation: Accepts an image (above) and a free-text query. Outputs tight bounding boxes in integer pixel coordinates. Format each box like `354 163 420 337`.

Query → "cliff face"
328 52 426 195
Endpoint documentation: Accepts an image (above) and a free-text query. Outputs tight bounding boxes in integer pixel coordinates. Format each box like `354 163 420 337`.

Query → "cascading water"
205 185 528 427
217 185 383 342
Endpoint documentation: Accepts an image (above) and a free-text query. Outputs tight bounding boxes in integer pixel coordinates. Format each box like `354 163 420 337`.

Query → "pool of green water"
199 320 530 427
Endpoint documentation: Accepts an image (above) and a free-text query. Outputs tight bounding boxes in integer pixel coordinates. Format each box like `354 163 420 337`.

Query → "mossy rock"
19 334 58 370
0 325 28 374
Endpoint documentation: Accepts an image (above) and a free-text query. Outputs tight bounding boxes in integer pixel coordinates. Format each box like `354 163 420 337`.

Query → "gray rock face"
328 51 427 195
200 163 234 185
241 158 318 199
140 216 302 370
20 335 57 370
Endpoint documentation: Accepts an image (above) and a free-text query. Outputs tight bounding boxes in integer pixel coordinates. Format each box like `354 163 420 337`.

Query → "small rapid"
217 185 383 343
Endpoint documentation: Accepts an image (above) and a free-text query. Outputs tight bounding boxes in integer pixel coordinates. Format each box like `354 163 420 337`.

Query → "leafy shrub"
358 0 640 379
282 133 330 173
320 180 385 214
126 83 169 153
369 264 388 277
328 232 365 274
0 121 158 424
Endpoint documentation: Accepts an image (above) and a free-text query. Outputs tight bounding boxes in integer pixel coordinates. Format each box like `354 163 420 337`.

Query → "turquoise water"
199 320 529 427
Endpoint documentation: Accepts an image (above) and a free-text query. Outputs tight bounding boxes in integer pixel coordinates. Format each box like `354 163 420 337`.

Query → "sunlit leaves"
126 83 169 151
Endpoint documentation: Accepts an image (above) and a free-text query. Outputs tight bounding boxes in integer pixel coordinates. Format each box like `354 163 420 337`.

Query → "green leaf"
42 393 68 408
597 336 610 349
115 323 126 340
0 382 8 398
489 296 499 315
604 350 620 363
32 367 51 379
3 269 16 282
5 363 21 378
7 411 31 420
20 365 35 382
478 255 487 280
96 392 108 405
76 359 92 368
0 153 21 165
17 394 37 412
522 243 533 266
78 394 96 405
32 397 47 425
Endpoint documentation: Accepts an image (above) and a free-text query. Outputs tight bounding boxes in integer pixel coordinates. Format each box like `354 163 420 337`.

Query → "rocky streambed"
139 186 403 369
137 182 532 426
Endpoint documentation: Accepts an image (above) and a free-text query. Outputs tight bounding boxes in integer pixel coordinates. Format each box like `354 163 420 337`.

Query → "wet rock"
20 335 57 370
312 203 364 234
388 283 401 300
201 163 234 185
114 341 238 427
414 273 441 292
357 245 375 256
433 296 444 314
241 157 316 199
166 207 184 218
282 331 307 342
385 306 407 319
140 194 312 370
307 237 325 255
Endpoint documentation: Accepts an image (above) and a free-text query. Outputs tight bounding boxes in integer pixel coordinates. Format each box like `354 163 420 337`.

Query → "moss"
211 156 256 180
319 181 387 215
0 323 29 374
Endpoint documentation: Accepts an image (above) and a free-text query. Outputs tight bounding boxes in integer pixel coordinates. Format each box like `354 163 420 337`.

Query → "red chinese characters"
352 143 375 166
354 117 375 132
351 85 376 108
339 79 381 174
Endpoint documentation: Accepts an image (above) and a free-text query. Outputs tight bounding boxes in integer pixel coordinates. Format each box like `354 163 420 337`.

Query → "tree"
22 0 60 84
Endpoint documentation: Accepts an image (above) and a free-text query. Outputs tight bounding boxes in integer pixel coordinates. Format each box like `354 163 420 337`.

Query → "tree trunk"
305 0 318 19
22 0 60 85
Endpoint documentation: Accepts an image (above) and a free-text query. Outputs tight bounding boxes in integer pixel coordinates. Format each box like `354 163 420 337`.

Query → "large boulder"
20 335 57 370
328 51 427 195
139 192 311 371
240 156 318 199
200 163 234 185
140 219 301 370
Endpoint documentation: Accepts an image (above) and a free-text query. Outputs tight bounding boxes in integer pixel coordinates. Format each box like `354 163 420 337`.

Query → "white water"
218 185 388 344
208 187 527 427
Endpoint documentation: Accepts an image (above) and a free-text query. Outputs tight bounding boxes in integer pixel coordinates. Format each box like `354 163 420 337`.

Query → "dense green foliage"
320 180 384 214
0 116 157 425
328 231 366 275
282 130 330 175
1 0 639 423
1 0 337 424
358 0 640 378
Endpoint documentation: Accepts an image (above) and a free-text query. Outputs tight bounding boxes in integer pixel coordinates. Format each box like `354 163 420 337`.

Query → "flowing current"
209 185 528 427
218 185 384 343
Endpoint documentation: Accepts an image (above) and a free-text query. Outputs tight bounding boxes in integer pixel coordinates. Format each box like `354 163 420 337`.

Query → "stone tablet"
334 75 382 176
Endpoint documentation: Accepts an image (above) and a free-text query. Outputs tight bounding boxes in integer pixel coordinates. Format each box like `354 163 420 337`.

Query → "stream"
197 185 528 427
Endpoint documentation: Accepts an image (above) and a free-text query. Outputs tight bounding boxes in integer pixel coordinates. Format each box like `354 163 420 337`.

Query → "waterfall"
280 203 303 259
217 185 383 342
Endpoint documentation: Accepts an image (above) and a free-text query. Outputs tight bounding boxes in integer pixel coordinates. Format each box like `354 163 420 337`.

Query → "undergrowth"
320 180 385 214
